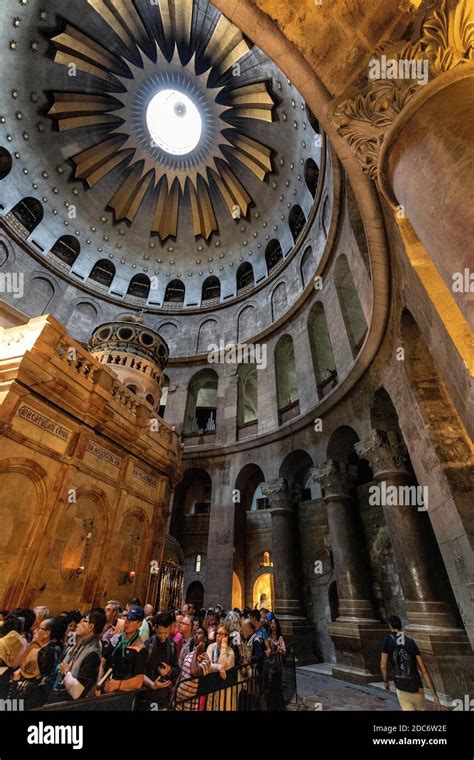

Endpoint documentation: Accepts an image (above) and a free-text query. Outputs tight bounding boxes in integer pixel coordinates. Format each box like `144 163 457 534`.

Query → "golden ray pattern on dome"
47 0 276 240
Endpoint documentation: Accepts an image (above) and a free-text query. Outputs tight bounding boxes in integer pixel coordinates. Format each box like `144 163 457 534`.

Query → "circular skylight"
146 89 202 156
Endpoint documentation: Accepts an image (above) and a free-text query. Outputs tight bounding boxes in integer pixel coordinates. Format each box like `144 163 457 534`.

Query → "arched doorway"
155 535 184 612
232 571 243 610
253 572 274 611
186 580 204 611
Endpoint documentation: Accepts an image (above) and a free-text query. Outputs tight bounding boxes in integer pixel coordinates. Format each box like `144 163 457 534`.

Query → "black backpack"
390 634 419 693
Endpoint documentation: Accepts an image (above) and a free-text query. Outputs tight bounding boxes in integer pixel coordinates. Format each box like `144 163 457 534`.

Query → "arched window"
236 262 254 293
274 335 300 424
127 384 138 395
305 104 320 134
265 240 283 274
300 246 314 287
334 255 368 356
89 259 115 288
201 276 221 303
0 148 13 180
127 274 150 300
164 279 185 304
262 552 272 566
146 393 155 407
195 554 202 572
184 369 218 435
308 302 338 398
237 363 257 432
304 158 320 198
158 375 169 418
289 205 306 243
11 197 43 233
50 235 80 267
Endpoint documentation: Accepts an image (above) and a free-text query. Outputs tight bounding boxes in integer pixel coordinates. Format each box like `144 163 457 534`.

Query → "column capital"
311 461 357 500
355 429 410 479
327 0 473 182
260 478 291 511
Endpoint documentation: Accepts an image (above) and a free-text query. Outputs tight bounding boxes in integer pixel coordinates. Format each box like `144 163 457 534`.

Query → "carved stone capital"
260 478 290 511
355 430 410 479
328 0 474 181
311 461 357 501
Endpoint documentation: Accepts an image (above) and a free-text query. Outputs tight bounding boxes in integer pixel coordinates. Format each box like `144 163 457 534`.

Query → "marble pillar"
313 460 385 684
356 429 474 698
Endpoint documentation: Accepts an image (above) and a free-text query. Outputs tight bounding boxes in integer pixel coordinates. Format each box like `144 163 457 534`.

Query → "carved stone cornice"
355 430 410 479
328 0 474 181
260 478 290 511
311 461 357 501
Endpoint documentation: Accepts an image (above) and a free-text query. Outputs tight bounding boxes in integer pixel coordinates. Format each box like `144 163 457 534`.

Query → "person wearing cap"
103 605 146 693
0 630 23 699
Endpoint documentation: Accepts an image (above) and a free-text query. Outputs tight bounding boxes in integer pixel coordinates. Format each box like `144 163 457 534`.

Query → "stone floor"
288 667 401 711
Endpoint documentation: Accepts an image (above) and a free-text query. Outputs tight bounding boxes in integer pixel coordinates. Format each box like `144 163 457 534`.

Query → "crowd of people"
0 600 287 711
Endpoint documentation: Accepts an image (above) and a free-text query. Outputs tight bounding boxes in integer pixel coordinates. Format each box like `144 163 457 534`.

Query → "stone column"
260 478 304 618
355 429 474 698
330 0 474 326
203 465 234 610
260 478 315 664
314 460 385 683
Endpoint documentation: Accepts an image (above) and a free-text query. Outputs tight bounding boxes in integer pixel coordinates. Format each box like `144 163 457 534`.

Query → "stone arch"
237 363 258 427
201 276 221 303
265 240 283 274
236 262 254 292
0 147 13 180
186 580 204 609
127 273 150 300
300 245 314 287
279 449 313 491
171 468 213 543
326 425 360 464
50 235 80 267
11 197 43 234
271 281 288 322
321 194 331 237
66 301 98 341
334 254 367 356
183 369 218 434
304 157 320 197
237 304 256 342
289 204 306 243
164 279 185 304
308 301 338 398
28 276 56 315
89 259 115 288
274 334 299 423
155 321 178 346
197 318 218 353
0 459 49 608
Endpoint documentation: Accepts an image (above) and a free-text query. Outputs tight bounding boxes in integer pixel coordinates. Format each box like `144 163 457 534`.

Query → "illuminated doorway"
232 571 243 610
253 572 274 611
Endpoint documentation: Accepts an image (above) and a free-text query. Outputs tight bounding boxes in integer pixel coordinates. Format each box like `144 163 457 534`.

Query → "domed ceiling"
0 0 324 308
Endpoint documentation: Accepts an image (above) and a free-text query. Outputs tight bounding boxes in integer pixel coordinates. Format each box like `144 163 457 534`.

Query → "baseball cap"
127 605 145 622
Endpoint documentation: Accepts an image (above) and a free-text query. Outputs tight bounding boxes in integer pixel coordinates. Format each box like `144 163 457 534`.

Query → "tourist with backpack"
380 615 442 711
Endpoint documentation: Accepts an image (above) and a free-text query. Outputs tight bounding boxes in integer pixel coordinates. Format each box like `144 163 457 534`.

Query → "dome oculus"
146 89 202 156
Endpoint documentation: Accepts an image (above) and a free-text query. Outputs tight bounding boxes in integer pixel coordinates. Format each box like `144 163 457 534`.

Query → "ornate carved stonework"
260 478 290 511
311 461 357 500
355 430 410 479
328 0 474 180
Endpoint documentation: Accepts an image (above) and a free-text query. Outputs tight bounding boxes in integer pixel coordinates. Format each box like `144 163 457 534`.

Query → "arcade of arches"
0 0 473 703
